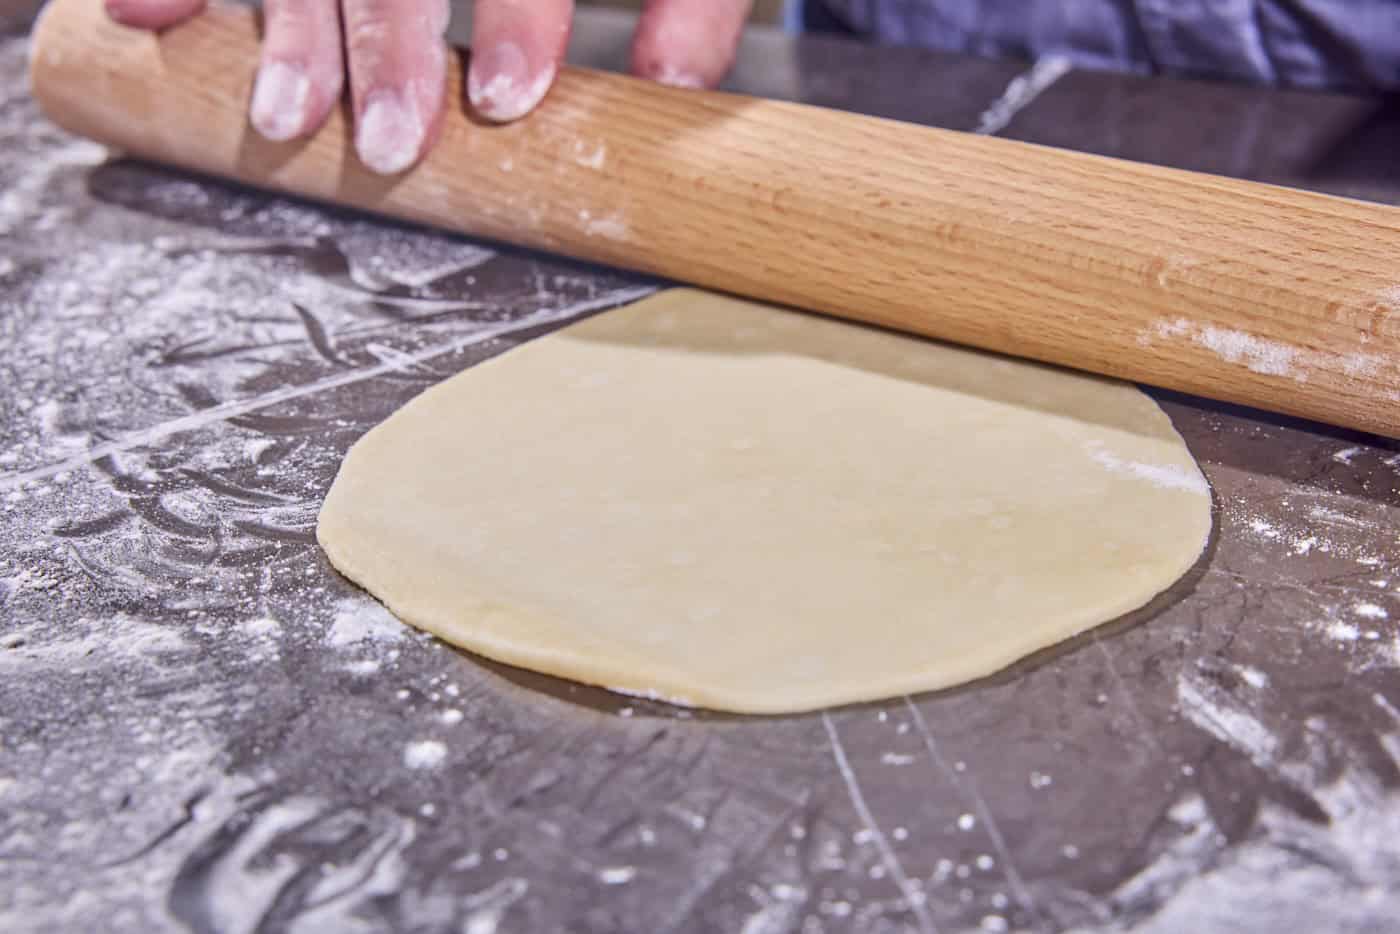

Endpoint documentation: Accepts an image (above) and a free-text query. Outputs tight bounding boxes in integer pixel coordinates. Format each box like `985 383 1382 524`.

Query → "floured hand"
104 0 753 174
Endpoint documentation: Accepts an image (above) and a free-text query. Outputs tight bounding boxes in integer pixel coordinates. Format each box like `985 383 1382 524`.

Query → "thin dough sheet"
318 289 1212 713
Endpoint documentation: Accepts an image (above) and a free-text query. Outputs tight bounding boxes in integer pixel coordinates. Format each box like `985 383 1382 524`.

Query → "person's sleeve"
816 0 1400 92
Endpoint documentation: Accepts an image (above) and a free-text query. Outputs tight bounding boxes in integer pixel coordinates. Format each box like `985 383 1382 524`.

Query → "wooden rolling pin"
29 0 1400 437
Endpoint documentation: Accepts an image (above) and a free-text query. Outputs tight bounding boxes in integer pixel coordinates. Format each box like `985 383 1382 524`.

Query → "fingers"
103 0 204 30
342 0 452 174
631 0 751 88
468 0 573 123
249 0 345 142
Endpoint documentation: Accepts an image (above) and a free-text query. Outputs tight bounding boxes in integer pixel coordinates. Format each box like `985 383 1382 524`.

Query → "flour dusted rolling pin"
29 0 1400 437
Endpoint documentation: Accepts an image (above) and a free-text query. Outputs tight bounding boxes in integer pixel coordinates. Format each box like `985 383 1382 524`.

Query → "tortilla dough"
318 289 1211 713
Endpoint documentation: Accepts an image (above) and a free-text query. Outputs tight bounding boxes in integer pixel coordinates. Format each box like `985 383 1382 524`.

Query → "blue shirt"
814 0 1400 91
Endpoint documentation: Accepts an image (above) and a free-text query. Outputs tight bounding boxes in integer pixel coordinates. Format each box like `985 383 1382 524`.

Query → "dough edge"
317 508 1209 714
316 289 1213 714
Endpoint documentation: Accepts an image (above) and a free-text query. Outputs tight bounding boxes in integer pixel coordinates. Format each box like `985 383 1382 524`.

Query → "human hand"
103 0 754 175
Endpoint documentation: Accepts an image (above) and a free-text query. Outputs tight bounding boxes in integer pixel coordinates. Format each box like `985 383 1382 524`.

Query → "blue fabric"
809 0 1400 91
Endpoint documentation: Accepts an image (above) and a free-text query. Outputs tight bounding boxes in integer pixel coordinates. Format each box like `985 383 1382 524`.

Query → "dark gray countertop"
3 8 1400 933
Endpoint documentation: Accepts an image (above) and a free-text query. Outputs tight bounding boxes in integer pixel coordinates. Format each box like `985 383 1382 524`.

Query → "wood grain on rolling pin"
28 0 1400 437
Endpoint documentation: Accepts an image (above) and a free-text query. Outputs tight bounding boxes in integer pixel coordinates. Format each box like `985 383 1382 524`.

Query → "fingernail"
469 41 553 123
356 88 424 175
250 61 311 142
655 65 705 90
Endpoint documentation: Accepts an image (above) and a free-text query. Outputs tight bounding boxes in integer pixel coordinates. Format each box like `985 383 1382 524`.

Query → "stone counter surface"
3 9 1400 933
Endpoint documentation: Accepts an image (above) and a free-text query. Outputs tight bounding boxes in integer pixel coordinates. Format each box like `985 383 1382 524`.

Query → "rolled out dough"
317 289 1211 713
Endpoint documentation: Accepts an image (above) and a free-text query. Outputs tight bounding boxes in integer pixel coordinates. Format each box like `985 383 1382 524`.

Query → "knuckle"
341 0 397 48
344 21 390 54
340 0 444 60
264 0 321 34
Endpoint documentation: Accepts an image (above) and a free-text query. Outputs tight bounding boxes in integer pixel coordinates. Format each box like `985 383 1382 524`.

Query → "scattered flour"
1177 670 1279 769
1092 711 1400 933
1143 318 1385 383
608 685 697 708
597 866 637 885
975 55 1073 135
1227 494 1389 568
0 614 188 673
402 739 448 770
1236 665 1269 689
0 137 107 236
1328 622 1362 643
1084 442 1209 495
242 616 281 638
1193 326 1297 377
571 140 607 170
461 877 529 934
326 598 406 647
1248 518 1280 540
243 438 277 463
584 213 630 241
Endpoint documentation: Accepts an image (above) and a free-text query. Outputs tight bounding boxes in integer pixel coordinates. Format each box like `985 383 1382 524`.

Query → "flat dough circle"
318 289 1211 713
